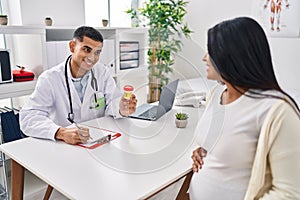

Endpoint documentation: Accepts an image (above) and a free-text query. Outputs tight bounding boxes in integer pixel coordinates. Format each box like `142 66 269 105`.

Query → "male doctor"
20 26 137 145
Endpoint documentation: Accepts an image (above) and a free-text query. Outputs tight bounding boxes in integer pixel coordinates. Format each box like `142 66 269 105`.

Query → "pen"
73 122 93 140
90 134 111 145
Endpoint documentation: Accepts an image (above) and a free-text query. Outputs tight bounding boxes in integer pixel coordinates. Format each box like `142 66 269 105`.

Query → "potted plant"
175 112 189 128
0 14 8 25
102 19 109 27
44 17 52 26
126 0 192 103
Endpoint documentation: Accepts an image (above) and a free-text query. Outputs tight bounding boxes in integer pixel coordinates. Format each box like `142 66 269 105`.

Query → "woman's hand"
191 147 207 173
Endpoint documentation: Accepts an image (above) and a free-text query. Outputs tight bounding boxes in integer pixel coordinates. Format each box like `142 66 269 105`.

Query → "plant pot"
149 76 161 103
102 19 108 27
175 119 188 128
0 15 8 25
45 18 52 26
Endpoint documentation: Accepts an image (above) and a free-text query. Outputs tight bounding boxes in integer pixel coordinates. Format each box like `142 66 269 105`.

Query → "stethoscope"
65 55 98 123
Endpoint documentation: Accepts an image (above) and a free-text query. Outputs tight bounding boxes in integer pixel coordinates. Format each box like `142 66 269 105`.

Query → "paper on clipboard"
77 126 121 149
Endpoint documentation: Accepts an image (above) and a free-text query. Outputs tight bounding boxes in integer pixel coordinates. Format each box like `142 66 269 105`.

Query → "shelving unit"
45 26 149 104
0 25 45 35
0 25 47 200
45 27 148 76
0 26 149 104
0 25 47 100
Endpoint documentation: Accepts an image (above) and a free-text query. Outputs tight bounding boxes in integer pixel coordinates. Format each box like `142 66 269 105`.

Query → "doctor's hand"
55 127 90 145
191 147 207 173
119 94 137 117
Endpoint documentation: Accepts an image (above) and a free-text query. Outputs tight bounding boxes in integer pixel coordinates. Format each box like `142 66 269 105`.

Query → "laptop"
129 79 179 121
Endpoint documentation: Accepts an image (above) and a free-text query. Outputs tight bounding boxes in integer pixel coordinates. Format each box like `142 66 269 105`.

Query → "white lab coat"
20 61 122 141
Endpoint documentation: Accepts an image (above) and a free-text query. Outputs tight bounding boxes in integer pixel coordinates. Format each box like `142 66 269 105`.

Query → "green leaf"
175 112 189 120
125 0 192 99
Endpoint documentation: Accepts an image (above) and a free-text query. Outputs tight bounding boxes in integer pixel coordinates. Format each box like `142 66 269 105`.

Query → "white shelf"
0 25 45 35
0 80 37 100
45 27 136 41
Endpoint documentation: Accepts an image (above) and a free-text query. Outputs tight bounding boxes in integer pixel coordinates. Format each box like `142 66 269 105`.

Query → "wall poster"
252 0 300 37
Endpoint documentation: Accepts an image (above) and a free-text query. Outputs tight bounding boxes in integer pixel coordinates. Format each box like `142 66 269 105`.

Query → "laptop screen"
156 79 179 118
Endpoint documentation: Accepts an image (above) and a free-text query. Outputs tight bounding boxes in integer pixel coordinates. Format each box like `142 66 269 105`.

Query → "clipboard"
77 125 121 149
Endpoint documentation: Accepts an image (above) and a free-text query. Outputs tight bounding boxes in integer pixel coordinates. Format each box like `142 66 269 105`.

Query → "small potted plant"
175 112 189 128
0 14 8 25
44 17 52 26
102 19 109 27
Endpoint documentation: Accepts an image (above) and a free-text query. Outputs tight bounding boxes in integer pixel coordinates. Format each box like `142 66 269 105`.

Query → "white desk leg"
11 159 24 200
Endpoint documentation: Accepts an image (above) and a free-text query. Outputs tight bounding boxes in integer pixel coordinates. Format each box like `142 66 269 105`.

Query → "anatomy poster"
252 0 300 37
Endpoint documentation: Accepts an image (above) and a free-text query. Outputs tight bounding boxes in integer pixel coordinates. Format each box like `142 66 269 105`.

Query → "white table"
0 106 204 200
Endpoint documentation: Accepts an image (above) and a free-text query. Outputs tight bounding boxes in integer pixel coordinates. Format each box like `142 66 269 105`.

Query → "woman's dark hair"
73 26 103 43
207 17 299 111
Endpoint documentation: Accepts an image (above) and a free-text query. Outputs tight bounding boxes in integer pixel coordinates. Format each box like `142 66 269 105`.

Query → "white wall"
174 0 300 95
84 0 132 27
85 0 109 27
2 0 85 26
1 0 22 25
20 0 85 26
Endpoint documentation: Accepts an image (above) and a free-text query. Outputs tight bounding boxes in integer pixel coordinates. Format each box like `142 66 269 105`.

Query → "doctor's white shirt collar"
67 62 91 102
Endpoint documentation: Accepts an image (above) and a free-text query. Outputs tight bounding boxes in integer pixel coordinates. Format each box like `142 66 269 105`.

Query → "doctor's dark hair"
73 26 103 43
207 17 299 111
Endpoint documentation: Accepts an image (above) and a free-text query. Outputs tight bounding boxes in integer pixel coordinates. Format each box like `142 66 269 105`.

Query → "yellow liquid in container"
123 85 134 99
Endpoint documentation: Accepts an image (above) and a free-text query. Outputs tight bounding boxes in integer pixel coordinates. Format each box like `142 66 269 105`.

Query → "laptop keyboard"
139 106 157 118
